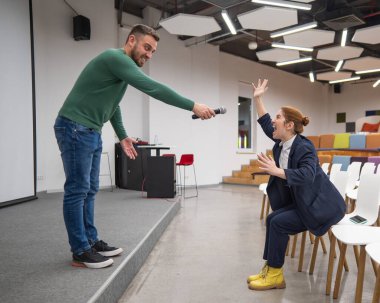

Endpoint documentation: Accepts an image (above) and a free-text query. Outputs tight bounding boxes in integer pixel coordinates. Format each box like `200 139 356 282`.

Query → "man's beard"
131 46 144 67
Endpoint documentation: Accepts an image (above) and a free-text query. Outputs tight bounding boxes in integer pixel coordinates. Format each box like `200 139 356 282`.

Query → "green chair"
333 133 350 149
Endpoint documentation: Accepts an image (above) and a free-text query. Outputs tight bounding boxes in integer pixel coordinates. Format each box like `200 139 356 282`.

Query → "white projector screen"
0 0 36 205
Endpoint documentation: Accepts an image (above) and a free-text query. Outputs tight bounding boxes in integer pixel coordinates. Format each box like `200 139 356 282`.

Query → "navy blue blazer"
258 113 346 236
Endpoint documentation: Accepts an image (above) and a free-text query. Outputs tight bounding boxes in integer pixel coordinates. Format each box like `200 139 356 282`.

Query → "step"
223 176 257 185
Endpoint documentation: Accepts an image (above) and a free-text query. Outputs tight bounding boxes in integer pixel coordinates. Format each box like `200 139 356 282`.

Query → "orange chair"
307 135 320 149
319 134 335 148
366 133 380 149
177 154 198 198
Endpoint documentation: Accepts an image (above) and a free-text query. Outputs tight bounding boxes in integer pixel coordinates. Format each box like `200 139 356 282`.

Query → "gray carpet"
0 189 180 303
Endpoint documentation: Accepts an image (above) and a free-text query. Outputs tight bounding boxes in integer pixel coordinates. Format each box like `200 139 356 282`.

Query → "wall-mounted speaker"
333 84 341 93
73 15 91 41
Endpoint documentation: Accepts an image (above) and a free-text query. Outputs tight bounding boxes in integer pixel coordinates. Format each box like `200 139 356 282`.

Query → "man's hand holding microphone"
192 103 227 120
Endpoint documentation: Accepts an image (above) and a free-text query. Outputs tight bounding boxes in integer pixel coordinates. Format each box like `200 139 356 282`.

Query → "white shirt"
279 135 296 169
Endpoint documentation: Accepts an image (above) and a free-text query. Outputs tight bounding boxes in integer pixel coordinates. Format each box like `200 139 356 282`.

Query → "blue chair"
349 134 366 149
332 155 351 171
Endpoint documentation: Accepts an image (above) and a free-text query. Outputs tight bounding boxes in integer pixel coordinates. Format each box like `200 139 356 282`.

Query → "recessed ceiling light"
221 10 237 35
355 68 380 75
329 76 360 84
309 72 315 83
335 60 344 72
373 80 380 88
252 0 311 11
272 42 313 52
270 21 318 38
341 29 348 47
276 57 312 66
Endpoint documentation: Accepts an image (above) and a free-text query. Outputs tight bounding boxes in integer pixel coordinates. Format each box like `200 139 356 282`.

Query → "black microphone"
192 107 227 119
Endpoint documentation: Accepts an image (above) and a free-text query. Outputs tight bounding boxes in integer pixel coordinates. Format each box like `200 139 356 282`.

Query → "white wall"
33 0 119 191
35 1 369 192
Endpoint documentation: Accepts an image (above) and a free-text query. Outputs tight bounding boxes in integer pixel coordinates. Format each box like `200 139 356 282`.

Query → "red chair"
177 154 198 198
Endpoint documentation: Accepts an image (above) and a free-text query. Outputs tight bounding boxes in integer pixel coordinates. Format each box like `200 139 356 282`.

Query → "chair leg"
260 194 266 220
354 245 367 303
354 245 360 268
193 163 198 197
373 264 380 303
326 233 336 295
309 236 320 275
333 243 348 299
320 236 327 254
309 232 315 244
298 231 307 272
286 240 290 256
372 260 379 278
291 234 298 258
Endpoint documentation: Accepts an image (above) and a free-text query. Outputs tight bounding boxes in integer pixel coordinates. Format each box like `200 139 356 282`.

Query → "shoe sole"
71 258 114 269
248 281 286 291
98 247 123 257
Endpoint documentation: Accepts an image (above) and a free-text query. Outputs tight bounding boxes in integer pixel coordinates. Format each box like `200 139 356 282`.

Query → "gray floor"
0 189 179 303
119 185 376 303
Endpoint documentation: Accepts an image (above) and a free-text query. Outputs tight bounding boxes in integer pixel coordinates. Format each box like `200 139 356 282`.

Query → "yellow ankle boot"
248 266 286 290
247 262 268 283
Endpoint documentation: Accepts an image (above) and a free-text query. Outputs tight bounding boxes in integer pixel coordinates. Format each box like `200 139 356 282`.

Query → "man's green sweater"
59 48 195 140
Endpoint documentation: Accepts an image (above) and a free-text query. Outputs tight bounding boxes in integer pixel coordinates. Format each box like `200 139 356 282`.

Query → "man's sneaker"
92 240 123 257
72 249 113 269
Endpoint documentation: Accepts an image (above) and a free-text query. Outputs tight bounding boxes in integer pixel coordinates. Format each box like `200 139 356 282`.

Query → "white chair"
321 162 330 174
258 183 269 221
345 162 362 194
325 174 380 299
365 242 380 303
347 162 376 201
307 170 350 275
329 163 342 184
337 173 380 226
326 225 380 302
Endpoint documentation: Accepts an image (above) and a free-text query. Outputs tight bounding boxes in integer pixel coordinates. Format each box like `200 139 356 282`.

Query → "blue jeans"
54 116 102 255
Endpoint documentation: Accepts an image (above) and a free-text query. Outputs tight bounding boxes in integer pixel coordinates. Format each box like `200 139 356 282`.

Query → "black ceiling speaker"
73 15 91 41
334 84 341 94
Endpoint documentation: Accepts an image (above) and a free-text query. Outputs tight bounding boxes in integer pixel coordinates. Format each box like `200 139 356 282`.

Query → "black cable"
63 0 79 16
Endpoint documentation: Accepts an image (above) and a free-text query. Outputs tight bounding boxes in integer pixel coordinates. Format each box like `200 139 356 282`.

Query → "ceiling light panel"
352 24 380 45
256 48 299 62
316 71 352 81
237 6 297 31
159 14 221 37
251 0 311 10
329 76 360 84
284 29 335 47
276 57 312 66
272 43 313 52
343 56 380 71
317 46 363 61
270 21 317 38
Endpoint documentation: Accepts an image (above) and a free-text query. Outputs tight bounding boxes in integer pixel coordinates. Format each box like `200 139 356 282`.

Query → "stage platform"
0 189 180 303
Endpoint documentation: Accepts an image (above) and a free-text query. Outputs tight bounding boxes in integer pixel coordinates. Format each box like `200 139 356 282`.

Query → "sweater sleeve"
110 106 127 140
104 50 195 111
257 113 277 142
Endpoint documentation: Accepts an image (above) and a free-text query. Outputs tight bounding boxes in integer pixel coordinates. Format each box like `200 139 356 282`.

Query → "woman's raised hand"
252 79 269 99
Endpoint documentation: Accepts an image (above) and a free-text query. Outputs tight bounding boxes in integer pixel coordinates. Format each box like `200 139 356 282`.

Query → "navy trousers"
263 204 308 268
